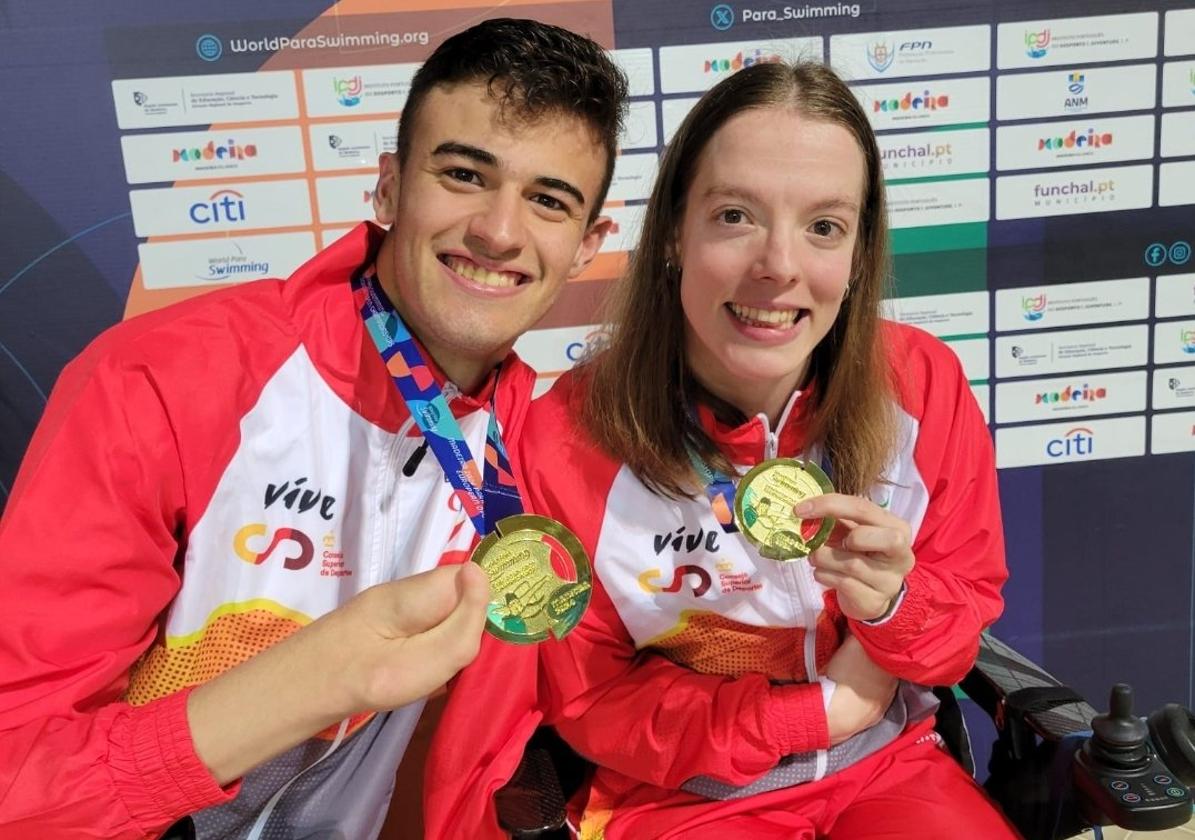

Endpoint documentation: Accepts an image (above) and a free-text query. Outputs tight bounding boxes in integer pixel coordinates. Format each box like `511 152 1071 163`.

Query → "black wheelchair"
495 634 1195 840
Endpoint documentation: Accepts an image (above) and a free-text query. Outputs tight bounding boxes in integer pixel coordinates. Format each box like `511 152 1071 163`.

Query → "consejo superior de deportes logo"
196 34 223 61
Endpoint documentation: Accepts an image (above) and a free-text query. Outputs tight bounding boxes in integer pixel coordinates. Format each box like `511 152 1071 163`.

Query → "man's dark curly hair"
396 18 629 219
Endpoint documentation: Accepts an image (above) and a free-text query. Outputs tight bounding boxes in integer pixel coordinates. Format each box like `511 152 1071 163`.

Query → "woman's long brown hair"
582 61 898 498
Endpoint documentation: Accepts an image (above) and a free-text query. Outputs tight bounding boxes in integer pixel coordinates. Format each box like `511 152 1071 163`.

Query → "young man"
0 19 627 839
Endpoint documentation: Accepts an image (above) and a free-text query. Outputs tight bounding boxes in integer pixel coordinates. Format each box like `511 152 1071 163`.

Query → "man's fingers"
384 565 477 637
409 563 490 670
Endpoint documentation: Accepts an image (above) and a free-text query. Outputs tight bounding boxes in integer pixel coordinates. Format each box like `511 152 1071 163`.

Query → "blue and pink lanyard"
352 270 523 536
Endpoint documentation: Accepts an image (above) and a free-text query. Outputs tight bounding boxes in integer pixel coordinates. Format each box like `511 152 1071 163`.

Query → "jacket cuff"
108 688 240 831
768 681 830 754
849 567 932 650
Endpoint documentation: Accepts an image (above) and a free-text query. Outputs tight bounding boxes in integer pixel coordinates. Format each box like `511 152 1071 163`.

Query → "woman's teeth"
443 255 522 288
728 303 800 327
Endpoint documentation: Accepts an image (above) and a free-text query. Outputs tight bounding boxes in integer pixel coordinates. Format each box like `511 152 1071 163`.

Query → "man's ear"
567 215 615 278
373 152 399 225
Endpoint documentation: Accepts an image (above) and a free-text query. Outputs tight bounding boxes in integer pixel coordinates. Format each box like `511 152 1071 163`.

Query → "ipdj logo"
1182 329 1195 355
334 76 363 107
1021 294 1047 322
1025 29 1051 59
710 3 734 30
867 41 895 73
189 189 246 225
1045 427 1093 458
1189 68 1195 95
196 34 223 62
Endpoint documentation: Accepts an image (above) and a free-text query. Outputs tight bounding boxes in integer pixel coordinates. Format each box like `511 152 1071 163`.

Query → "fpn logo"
867 41 895 73
196 34 223 62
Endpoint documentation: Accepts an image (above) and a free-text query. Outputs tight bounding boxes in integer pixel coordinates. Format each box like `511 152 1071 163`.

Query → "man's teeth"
728 303 799 327
444 256 521 288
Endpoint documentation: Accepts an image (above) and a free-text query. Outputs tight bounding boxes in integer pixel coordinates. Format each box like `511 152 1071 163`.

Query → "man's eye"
533 194 565 212
446 168 480 184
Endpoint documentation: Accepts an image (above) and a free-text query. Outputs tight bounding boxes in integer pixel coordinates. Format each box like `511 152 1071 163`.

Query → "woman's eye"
720 208 745 224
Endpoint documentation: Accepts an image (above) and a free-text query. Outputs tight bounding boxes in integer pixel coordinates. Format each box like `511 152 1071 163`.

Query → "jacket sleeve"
542 579 830 789
850 333 1008 686
0 348 235 839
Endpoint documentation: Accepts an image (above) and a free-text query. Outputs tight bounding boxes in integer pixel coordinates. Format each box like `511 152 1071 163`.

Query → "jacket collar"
694 385 817 466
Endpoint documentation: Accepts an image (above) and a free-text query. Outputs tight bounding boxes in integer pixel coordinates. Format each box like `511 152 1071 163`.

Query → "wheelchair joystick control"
1087 684 1150 770
1073 683 1191 832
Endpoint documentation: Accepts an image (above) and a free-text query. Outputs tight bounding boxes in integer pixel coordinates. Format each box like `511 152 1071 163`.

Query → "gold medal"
471 514 592 644
734 458 835 560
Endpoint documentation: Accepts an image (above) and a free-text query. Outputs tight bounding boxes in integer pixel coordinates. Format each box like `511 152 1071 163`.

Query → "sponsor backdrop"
2 0 1194 762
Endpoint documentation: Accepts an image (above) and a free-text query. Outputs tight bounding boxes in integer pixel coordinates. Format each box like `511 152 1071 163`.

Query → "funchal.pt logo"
1021 293 1047 322
1025 29 1051 59
334 76 363 107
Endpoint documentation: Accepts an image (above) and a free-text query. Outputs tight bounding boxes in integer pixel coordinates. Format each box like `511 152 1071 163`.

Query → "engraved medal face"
734 458 835 561
471 514 592 644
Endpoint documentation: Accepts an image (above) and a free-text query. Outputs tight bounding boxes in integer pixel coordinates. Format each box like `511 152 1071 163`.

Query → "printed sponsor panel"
659 37 823 94
1159 161 1195 208
1161 60 1195 108
996 12 1158 70
611 47 655 96
879 128 989 179
599 203 648 253
995 115 1155 172
947 337 991 382
112 72 298 129
121 126 307 184
621 100 659 151
661 97 700 142
318 227 357 249
1153 366 1195 411
995 415 1145 467
309 120 396 171
1165 9 1195 57
996 64 1157 121
513 323 606 375
607 153 658 203
302 63 418 118
129 180 312 237
854 76 990 131
971 384 991 423
994 276 1149 333
994 370 1146 424
1152 410 1195 454
830 25 991 81
1156 273 1195 319
882 290 989 337
1162 111 1195 158
1154 319 1195 366
995 164 1153 220
995 324 1148 378
887 178 989 229
315 174 379 225
138 232 316 290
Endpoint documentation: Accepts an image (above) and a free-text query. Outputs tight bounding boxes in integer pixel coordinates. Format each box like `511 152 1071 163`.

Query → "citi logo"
1035 383 1106 405
1046 427 1093 458
334 76 363 107
704 49 780 74
1025 29 1051 59
1037 128 1113 151
1021 294 1047 321
173 138 257 163
189 189 246 224
873 89 949 113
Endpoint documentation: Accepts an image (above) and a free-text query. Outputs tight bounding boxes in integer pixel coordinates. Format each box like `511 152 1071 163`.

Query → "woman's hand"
823 634 898 744
796 493 915 622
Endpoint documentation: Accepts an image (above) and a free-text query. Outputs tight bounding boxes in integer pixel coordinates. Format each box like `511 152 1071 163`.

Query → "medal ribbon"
353 270 523 536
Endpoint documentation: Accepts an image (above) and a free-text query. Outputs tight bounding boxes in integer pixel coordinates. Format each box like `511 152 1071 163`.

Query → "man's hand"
797 493 915 622
331 562 491 713
188 562 490 784
823 634 898 745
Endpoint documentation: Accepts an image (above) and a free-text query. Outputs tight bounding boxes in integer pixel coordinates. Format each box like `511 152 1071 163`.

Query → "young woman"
510 60 1017 839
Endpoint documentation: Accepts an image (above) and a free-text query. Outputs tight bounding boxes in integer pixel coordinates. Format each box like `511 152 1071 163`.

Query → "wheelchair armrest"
960 633 1098 757
496 727 587 840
